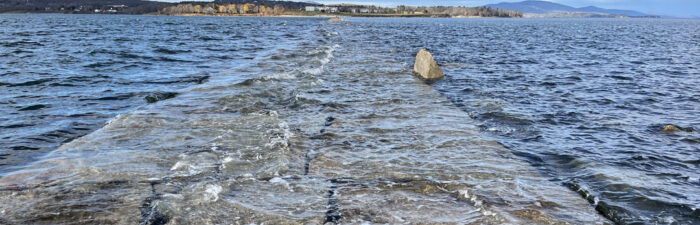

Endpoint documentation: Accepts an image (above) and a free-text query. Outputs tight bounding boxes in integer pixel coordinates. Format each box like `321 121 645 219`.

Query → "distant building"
305 6 338 13
325 4 377 14
105 5 127 13
305 4 384 14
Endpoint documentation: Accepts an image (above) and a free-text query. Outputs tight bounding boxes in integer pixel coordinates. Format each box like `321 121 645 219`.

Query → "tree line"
161 3 523 17
0 0 523 18
394 5 523 17
161 3 286 15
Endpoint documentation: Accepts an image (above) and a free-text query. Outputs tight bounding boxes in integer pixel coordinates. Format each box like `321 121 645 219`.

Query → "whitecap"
203 184 222 202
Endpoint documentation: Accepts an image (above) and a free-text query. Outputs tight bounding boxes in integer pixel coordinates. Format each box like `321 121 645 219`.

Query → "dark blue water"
0 15 699 224
329 17 700 224
429 19 700 224
0 14 317 173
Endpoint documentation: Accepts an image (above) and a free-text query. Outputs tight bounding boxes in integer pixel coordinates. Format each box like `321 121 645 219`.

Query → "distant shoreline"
161 13 335 18
0 12 514 19
0 12 681 19
164 13 491 18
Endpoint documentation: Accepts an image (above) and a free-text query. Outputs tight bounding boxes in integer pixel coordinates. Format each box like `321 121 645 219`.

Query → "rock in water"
413 49 444 79
661 124 692 132
144 92 178 103
328 17 345 22
663 125 681 132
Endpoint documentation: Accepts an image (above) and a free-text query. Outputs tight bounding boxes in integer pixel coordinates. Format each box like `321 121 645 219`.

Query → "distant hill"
575 6 648 17
485 0 655 17
0 0 171 14
485 0 576 14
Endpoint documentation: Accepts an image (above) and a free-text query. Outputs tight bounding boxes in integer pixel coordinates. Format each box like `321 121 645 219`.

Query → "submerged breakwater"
0 15 610 224
1 15 698 224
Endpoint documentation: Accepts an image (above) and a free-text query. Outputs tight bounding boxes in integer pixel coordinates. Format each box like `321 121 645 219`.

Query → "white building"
305 6 338 13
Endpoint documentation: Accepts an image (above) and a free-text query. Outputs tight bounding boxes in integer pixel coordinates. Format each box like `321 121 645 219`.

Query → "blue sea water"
0 14 314 172
376 18 700 224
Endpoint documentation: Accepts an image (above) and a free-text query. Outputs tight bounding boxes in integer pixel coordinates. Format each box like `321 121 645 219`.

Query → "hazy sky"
312 0 700 17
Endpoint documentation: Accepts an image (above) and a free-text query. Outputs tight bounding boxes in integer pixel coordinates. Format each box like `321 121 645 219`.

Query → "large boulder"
413 49 444 79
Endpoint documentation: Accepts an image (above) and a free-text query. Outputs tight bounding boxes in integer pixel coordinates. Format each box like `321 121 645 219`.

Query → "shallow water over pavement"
0 16 611 224
1 15 698 224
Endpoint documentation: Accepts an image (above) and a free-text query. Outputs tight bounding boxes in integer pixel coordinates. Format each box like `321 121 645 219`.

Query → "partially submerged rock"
144 92 177 103
663 125 681 132
413 49 444 79
328 17 345 22
661 124 693 132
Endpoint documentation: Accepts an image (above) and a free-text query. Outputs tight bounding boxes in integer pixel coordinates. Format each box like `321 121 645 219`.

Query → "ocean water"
0 14 309 173
0 14 698 224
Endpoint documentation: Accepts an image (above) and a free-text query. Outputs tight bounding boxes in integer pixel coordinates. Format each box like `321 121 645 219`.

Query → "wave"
1 41 43 48
2 78 56 87
301 44 339 76
153 47 192 55
17 104 48 111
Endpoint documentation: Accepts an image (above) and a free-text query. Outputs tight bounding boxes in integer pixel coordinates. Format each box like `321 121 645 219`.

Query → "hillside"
485 0 655 17
576 6 648 17
0 0 171 14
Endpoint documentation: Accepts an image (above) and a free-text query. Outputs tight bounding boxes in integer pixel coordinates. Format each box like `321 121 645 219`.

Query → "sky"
310 0 700 18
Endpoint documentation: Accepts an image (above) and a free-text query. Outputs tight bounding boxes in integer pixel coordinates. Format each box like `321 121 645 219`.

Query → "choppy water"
0 14 698 224
419 18 700 224
0 14 308 173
